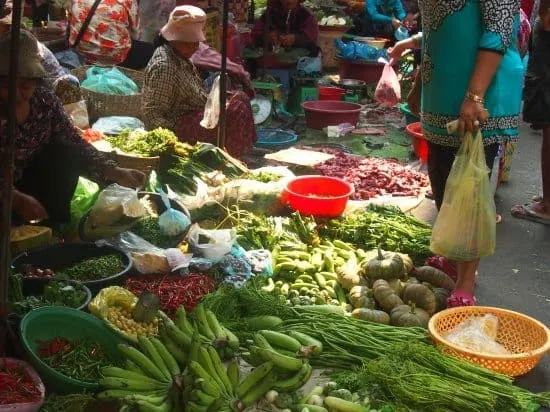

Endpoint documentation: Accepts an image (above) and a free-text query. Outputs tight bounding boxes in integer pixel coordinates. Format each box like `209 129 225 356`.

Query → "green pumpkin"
364 245 404 281
397 252 414 277
402 283 437 316
414 266 456 291
349 285 375 309
351 308 391 324
390 303 430 328
433 287 450 312
373 279 403 313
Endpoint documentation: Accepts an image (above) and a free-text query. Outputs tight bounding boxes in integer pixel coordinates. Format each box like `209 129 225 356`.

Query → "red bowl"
406 122 428 163
318 87 345 101
302 100 362 130
282 176 354 218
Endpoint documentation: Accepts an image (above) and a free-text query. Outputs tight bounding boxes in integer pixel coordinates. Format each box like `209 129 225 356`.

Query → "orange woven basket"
428 306 550 376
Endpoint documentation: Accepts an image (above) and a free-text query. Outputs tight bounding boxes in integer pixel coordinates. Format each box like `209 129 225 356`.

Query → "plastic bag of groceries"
88 184 146 228
430 130 496 260
158 188 191 237
375 63 401 106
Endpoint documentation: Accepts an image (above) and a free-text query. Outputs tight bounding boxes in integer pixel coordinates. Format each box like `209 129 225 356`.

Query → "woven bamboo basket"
428 306 550 376
71 66 144 120
114 152 160 175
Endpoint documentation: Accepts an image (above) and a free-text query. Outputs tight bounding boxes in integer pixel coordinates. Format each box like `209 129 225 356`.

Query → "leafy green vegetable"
107 128 179 157
242 171 282 183
41 394 96 412
319 204 432 264
331 343 550 412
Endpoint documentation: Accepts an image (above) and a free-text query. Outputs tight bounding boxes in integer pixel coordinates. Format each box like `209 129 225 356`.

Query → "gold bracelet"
465 90 484 104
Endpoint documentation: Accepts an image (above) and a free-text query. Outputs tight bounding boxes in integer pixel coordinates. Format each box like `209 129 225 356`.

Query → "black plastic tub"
11 242 132 293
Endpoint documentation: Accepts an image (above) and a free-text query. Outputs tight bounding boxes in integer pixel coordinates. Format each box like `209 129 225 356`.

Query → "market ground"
412 122 550 394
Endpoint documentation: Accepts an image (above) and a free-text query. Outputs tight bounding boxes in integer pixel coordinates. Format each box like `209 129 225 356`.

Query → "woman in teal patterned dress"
389 0 524 307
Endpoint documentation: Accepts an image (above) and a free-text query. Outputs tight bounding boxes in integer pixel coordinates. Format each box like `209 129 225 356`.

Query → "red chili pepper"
0 360 41 405
125 273 216 318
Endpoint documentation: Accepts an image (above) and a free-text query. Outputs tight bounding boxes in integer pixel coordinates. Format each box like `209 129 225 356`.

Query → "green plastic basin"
20 306 126 393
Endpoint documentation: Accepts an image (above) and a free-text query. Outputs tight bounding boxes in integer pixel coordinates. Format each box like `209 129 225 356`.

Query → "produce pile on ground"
313 149 430 199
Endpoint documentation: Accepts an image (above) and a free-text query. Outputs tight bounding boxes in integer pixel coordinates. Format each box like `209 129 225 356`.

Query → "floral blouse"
68 0 140 65
0 87 116 195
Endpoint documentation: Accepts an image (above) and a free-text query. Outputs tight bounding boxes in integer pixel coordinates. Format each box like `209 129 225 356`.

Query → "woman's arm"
366 0 393 24
458 0 519 134
394 0 407 21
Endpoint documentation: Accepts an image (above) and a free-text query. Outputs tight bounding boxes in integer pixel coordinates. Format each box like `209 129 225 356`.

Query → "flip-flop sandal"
496 214 502 224
511 204 550 226
447 290 477 307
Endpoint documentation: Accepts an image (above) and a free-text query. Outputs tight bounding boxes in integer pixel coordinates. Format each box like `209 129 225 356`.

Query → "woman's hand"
391 18 402 29
458 98 490 137
387 40 408 65
105 167 146 189
12 190 49 223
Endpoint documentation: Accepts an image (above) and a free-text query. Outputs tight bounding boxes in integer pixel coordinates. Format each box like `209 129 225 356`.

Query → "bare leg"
455 259 479 295
511 127 550 220
530 127 550 215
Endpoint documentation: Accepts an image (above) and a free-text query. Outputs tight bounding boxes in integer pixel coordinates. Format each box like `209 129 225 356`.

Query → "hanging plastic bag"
200 74 221 130
81 66 139 95
64 100 90 129
187 224 236 261
67 177 99 235
158 188 191 237
375 63 401 106
430 130 496 260
88 184 146 228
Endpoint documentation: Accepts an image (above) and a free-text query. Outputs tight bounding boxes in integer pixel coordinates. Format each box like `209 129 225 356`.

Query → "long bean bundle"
331 343 550 412
276 313 430 369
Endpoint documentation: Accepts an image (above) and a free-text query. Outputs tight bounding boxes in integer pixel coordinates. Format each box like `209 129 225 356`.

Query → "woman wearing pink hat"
141 5 256 158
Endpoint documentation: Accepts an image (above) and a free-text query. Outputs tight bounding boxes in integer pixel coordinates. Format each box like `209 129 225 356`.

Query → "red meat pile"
314 150 430 200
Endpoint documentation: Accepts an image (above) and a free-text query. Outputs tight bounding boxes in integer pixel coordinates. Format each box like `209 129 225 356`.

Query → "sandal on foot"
447 290 477 307
511 204 550 226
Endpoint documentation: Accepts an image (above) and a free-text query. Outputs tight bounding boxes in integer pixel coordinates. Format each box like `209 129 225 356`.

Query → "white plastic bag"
375 63 401 106
200 74 221 129
64 100 89 129
158 189 191 237
187 224 236 261
88 184 146 228
443 314 510 355
96 231 169 274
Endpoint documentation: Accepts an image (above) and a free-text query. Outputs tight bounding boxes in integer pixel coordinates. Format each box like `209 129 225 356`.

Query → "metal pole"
217 0 229 149
262 0 270 72
0 0 22 354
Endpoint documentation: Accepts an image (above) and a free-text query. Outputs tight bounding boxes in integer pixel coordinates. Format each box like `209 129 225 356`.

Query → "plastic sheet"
187 224 236 261
81 67 139 95
444 314 510 355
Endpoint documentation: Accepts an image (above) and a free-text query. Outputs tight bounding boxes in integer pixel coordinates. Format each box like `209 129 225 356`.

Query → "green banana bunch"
98 337 182 412
159 305 239 366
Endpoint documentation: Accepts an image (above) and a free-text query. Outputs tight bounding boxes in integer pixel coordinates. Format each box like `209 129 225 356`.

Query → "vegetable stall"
2 126 549 412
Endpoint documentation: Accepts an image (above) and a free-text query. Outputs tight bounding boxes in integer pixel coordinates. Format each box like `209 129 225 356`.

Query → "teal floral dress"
419 0 524 148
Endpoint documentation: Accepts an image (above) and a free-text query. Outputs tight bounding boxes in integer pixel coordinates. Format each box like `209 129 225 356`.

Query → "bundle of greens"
331 343 550 412
41 394 96 412
107 128 188 157
320 204 432 264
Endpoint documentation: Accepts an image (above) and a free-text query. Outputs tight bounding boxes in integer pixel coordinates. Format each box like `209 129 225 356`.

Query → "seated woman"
141 5 256 158
0 30 145 226
352 0 410 40
251 0 319 56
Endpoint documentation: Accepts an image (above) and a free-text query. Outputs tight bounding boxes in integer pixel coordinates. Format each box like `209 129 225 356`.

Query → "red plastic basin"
337 58 386 84
302 100 362 130
318 87 345 101
282 175 354 218
406 122 429 163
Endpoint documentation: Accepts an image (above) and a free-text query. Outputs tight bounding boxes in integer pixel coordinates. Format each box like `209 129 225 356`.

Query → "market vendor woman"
0 30 146 226
352 0 411 39
142 5 256 157
251 0 319 55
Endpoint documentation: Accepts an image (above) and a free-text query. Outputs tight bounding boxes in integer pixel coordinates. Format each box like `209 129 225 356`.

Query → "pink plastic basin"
302 100 362 130
318 87 345 101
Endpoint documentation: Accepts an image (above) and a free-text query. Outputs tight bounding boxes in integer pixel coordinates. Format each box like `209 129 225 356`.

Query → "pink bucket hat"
161 5 206 43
